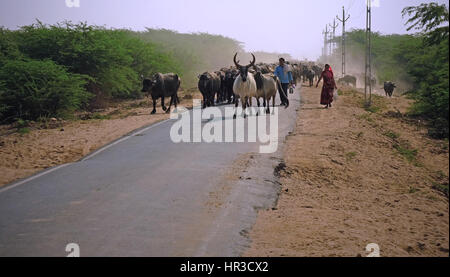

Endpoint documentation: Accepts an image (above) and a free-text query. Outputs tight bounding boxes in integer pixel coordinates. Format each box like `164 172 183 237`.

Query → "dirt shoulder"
244 85 449 257
0 91 201 187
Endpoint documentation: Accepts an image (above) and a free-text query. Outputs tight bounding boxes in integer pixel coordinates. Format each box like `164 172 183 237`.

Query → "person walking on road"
316 64 338 109
274 58 293 106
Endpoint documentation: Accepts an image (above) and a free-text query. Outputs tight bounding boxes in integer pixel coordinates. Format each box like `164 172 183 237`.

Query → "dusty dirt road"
245 85 449 257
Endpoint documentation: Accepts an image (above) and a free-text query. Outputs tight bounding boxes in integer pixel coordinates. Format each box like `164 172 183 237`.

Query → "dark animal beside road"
338 75 357 87
305 69 315 87
141 73 181 114
224 69 238 104
383 81 396 97
215 71 227 103
312 65 322 81
198 72 221 109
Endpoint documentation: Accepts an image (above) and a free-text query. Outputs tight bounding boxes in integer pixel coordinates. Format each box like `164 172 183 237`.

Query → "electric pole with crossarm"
329 19 339 55
365 0 373 106
337 6 350 77
322 25 330 62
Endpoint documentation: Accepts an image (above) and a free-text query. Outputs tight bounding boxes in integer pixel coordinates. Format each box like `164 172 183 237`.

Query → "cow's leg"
233 96 240 119
166 96 174 114
161 96 167 112
212 93 217 106
151 96 157 114
202 94 207 109
271 95 276 115
242 97 247 118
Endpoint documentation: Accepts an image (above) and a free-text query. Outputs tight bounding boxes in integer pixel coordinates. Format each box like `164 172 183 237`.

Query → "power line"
322 25 330 61
329 19 339 55
337 6 350 77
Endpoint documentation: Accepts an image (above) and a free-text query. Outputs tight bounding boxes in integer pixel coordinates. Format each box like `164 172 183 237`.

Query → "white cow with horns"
232 53 257 119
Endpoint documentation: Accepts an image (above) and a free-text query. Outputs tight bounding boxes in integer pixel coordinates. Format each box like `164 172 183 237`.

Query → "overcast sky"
0 0 448 60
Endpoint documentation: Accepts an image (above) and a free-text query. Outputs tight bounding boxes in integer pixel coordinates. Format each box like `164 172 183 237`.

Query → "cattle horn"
248 53 256 67
233 53 241 68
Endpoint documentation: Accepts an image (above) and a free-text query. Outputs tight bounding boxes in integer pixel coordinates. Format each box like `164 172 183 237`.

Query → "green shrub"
432 182 449 198
393 143 418 163
0 28 22 65
384 130 400 140
0 59 92 121
17 127 30 135
14 22 181 99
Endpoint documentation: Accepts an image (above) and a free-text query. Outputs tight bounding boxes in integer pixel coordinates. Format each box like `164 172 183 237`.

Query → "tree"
402 2 449 138
402 3 449 45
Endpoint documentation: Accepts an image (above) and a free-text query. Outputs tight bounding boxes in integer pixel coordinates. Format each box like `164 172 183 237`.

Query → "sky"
0 0 448 60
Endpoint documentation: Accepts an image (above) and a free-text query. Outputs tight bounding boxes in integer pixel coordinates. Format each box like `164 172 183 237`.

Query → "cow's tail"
275 76 289 108
175 74 181 104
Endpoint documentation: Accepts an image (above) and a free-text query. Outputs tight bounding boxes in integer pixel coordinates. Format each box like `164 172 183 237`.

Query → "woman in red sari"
316 64 338 108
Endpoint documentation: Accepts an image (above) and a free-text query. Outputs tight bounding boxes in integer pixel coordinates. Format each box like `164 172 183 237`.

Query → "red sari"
320 70 336 105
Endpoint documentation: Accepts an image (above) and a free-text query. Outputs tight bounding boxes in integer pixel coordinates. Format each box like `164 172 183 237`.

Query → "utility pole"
329 19 339 55
328 32 333 58
337 6 350 77
322 25 330 62
365 0 372 106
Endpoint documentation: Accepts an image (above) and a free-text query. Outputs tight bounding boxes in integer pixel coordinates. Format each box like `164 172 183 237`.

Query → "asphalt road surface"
0 87 301 257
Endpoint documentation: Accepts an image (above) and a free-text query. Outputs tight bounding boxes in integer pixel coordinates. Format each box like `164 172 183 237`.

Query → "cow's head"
234 53 256 82
141 78 156 93
198 72 211 82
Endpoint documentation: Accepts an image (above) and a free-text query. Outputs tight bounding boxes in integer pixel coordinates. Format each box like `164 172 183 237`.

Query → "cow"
214 70 227 103
299 64 309 83
224 69 238 104
290 64 301 85
338 75 357 87
254 71 289 115
383 81 396 97
312 65 322 81
198 72 221 109
141 73 181 114
232 53 257 119
304 69 315 87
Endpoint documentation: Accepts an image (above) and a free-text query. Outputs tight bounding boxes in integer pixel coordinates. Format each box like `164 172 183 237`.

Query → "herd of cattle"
337 74 397 97
141 54 397 115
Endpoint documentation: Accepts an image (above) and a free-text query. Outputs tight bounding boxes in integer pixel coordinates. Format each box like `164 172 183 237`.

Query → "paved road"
0 87 301 257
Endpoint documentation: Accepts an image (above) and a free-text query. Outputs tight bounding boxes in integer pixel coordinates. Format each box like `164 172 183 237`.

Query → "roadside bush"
13 21 181 99
0 59 92 121
0 28 22 65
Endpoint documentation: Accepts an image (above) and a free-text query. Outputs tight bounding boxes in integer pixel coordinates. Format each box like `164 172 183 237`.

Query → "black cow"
215 71 227 104
141 73 181 114
384 81 396 97
312 65 322 81
224 69 238 104
198 72 221 109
